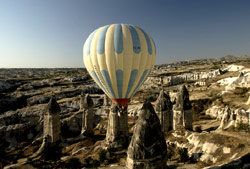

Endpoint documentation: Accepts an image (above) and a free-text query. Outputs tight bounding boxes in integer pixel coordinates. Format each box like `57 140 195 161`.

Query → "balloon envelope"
83 24 156 107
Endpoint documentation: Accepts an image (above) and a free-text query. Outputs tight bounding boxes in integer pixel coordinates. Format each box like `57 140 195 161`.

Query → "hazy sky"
1 0 250 68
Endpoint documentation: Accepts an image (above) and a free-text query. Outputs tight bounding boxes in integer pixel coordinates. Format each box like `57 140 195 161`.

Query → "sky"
1 0 250 68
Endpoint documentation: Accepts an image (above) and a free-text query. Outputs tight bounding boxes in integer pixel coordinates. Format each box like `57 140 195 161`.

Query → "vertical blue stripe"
125 69 138 98
116 70 123 98
85 29 98 56
127 25 141 54
142 70 151 84
97 25 110 54
91 71 111 97
130 70 149 97
137 27 152 55
114 24 123 54
101 70 116 98
152 38 156 55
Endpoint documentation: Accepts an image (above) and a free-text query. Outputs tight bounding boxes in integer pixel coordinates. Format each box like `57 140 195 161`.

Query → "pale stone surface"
173 110 183 130
63 75 90 82
246 96 250 105
27 95 50 106
103 94 110 106
206 104 227 120
106 103 128 146
144 69 221 87
155 89 173 133
81 94 94 136
206 105 250 129
234 108 249 127
128 107 139 117
218 106 231 130
43 97 61 143
80 92 85 110
126 101 167 169
223 147 231 154
222 64 245 72
173 92 184 130
223 72 250 91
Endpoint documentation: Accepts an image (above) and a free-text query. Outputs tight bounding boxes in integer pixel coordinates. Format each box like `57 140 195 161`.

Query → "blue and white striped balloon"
83 24 156 100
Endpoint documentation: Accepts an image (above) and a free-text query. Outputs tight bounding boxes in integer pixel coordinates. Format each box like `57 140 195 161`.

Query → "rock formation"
181 85 193 130
43 97 61 144
155 89 173 133
103 94 110 106
238 72 244 77
103 94 110 117
206 105 250 129
31 97 61 158
246 96 250 105
145 69 221 86
172 85 193 130
106 103 128 146
81 94 94 136
218 106 232 130
80 92 85 110
127 101 167 169
224 72 250 91
173 92 184 130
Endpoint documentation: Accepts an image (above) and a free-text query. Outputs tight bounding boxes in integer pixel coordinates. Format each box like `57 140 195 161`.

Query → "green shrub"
107 147 115 157
83 157 92 168
238 143 245 148
99 125 105 134
146 93 157 102
178 148 189 163
234 87 249 95
151 86 156 90
200 115 214 120
17 149 24 158
167 146 175 160
32 139 42 146
64 158 82 169
236 122 249 131
194 125 202 133
98 150 107 163
41 145 61 161
92 160 100 168
121 138 129 149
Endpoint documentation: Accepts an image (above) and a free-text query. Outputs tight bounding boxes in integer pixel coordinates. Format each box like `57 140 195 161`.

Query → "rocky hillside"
0 57 250 168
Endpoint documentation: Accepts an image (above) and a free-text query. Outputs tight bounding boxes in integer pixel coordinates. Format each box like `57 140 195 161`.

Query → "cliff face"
166 128 250 168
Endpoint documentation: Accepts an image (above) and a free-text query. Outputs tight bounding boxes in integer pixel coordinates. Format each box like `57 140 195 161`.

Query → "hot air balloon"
83 24 156 108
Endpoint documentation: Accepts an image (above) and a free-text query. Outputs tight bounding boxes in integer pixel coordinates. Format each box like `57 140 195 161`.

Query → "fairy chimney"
155 89 173 133
80 92 85 110
106 103 128 146
181 85 193 130
172 92 184 130
127 101 167 169
81 94 94 136
43 97 61 144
